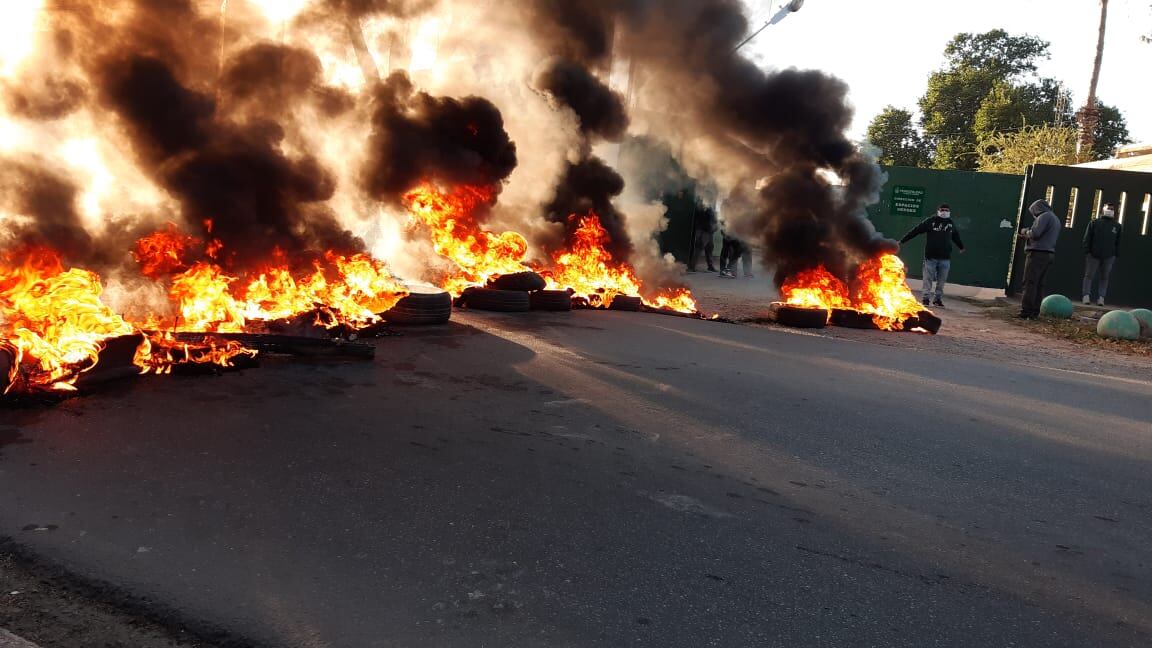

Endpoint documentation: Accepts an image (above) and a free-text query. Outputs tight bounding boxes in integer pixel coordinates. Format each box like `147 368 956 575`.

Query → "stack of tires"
458 272 574 313
382 283 453 325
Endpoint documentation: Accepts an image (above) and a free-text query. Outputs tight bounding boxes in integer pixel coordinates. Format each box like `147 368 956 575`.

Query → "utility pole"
1077 0 1109 158
733 0 805 53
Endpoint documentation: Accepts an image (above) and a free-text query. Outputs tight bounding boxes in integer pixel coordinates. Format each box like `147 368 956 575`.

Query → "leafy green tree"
941 29 1050 78
876 29 1133 171
1091 102 1132 160
865 107 929 167
973 79 1070 142
919 31 1057 169
977 124 1086 174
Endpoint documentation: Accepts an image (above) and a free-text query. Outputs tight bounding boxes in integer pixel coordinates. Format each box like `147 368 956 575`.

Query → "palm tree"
1077 0 1109 157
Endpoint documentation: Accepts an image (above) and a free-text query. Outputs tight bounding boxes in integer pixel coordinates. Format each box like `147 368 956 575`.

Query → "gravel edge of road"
0 628 41 648
0 538 262 648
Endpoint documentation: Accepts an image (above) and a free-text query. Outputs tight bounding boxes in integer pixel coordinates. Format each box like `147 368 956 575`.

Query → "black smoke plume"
361 71 518 201
521 0 891 286
97 54 362 270
532 57 635 259
534 58 629 142
0 158 92 262
545 158 632 260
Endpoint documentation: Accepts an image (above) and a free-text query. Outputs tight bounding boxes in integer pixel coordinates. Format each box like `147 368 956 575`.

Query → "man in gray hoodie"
1017 199 1062 319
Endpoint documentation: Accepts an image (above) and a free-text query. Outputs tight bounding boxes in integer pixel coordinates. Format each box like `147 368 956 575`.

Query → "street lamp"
733 0 806 53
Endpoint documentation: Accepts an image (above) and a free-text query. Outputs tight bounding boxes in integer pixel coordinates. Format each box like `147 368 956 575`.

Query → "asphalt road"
2 310 1151 647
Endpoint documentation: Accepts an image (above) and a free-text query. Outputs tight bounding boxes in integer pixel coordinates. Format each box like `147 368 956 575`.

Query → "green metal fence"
866 166 1024 288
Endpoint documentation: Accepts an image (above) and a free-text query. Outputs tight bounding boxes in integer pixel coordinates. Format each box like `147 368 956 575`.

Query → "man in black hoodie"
1082 202 1122 306
900 203 966 307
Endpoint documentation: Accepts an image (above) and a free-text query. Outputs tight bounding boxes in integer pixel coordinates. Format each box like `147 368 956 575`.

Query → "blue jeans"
1082 255 1116 300
922 258 951 302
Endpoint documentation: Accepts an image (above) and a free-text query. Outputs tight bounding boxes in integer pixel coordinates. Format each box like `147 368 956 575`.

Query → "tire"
829 308 879 330
382 288 453 325
530 290 573 311
488 271 547 292
608 295 643 312
460 287 531 312
770 303 828 329
901 311 942 335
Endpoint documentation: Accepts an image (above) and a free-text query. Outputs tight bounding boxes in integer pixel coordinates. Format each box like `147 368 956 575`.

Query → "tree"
865 107 929 167
973 79 1070 143
942 29 1050 78
886 28 1133 172
919 30 1056 170
1092 101 1132 159
977 124 1087 174
1077 0 1110 155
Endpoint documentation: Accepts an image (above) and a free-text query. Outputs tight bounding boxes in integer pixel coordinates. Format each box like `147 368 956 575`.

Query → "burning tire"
488 271 547 292
460 287 531 312
382 288 453 325
830 308 880 330
901 311 943 335
770 303 828 329
530 290 573 311
608 295 643 312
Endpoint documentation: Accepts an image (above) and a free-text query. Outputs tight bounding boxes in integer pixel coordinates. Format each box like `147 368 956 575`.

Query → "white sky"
744 0 1152 147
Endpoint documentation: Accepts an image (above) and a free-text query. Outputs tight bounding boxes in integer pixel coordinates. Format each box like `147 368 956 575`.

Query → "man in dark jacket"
1017 199 1062 319
689 204 717 272
899 203 965 307
1082 202 1122 306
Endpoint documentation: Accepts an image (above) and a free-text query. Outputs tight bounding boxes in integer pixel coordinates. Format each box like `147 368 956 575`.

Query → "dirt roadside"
0 540 253 648
695 288 1151 381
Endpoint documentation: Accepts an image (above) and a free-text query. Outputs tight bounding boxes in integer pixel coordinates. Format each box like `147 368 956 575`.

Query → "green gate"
866 166 1024 288
1007 164 1152 307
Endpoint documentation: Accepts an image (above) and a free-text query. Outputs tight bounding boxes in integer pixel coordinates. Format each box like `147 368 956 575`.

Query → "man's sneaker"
922 297 930 306
1097 298 1106 306
932 299 945 308
1015 312 1037 320
1082 295 1091 305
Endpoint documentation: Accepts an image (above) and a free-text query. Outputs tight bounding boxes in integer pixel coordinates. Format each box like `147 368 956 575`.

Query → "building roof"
1075 142 1152 172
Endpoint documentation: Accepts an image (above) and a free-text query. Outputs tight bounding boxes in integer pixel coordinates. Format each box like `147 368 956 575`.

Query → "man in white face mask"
1082 202 1123 306
899 203 966 307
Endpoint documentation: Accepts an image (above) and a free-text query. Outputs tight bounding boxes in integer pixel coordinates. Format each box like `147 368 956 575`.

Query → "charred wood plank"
639 305 703 319
167 332 375 360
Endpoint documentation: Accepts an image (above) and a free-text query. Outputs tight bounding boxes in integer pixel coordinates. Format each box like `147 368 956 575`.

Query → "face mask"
1103 209 1115 218
937 210 951 219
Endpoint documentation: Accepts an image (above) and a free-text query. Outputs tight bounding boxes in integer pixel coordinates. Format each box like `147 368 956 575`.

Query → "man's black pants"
1020 250 1054 316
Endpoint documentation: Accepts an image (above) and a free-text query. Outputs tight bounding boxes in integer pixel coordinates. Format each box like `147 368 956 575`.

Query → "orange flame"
0 248 253 394
402 183 530 296
852 254 925 331
0 248 136 392
780 265 851 312
135 229 409 332
544 214 698 313
780 254 927 330
133 224 199 279
134 332 258 376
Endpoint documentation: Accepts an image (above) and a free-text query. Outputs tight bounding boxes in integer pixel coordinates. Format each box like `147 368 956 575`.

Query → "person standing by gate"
899 203 965 307
1016 199 1062 319
1082 202 1122 306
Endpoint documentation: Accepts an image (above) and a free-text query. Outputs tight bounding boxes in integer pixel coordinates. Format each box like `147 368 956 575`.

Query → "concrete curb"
0 629 41 648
